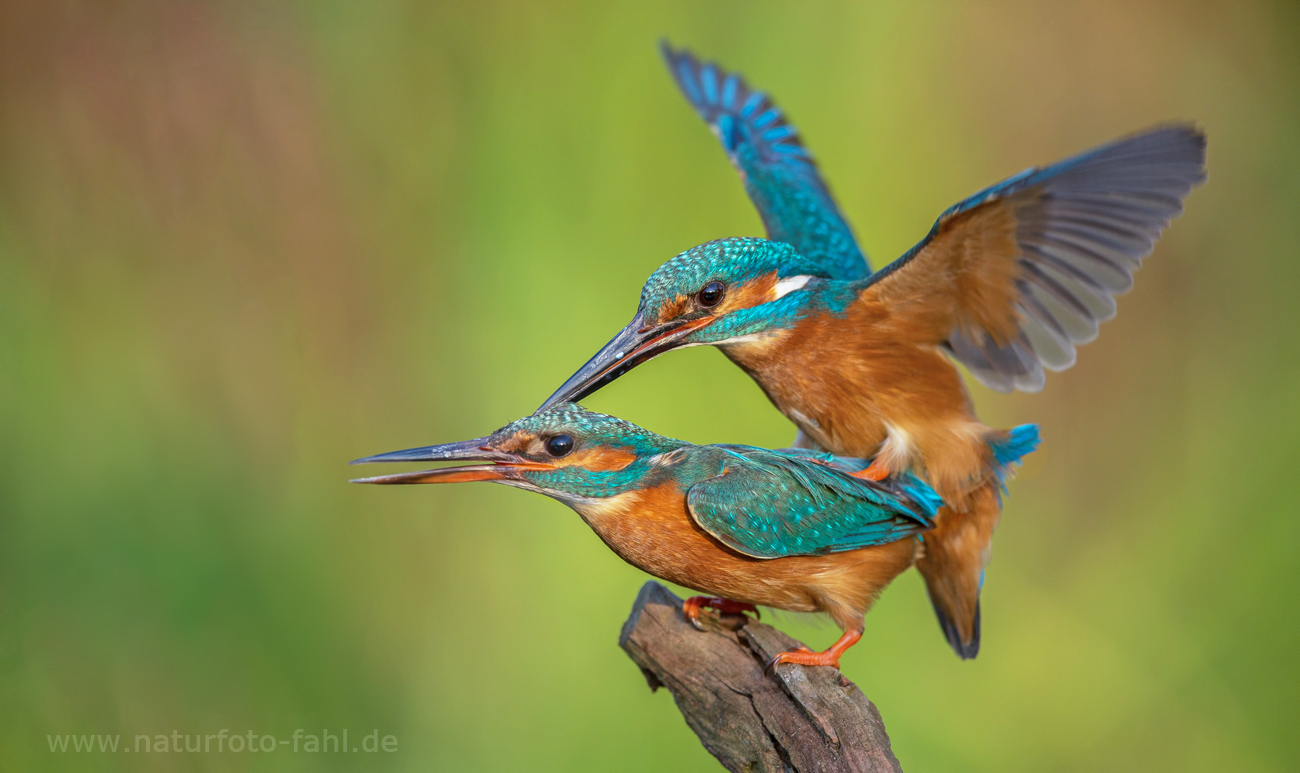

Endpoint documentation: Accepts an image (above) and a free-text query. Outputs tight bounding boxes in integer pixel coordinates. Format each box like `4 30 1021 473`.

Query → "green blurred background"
1 1 1297 770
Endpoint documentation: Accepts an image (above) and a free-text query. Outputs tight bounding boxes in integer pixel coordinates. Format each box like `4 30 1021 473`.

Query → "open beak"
537 311 714 412
349 437 555 485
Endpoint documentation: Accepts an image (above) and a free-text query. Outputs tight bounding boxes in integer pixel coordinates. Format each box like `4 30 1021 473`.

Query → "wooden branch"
619 581 903 773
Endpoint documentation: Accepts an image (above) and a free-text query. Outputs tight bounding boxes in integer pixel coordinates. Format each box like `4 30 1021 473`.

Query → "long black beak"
537 311 714 412
351 437 505 466
349 437 555 485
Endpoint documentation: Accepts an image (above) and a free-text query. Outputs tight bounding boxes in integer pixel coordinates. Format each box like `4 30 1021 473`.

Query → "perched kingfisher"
538 44 1207 658
353 404 1039 668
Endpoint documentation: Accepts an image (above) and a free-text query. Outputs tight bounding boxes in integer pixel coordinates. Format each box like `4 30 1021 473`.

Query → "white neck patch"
773 275 812 300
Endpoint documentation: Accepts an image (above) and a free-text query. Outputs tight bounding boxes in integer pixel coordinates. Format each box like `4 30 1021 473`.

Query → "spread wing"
862 125 1206 392
685 447 938 559
661 42 870 280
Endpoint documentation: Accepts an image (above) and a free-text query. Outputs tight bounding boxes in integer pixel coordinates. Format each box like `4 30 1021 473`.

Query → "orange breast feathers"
573 481 920 631
725 301 996 500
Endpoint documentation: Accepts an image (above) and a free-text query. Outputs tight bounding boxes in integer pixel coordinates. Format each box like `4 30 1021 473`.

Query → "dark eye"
697 281 726 308
545 434 574 457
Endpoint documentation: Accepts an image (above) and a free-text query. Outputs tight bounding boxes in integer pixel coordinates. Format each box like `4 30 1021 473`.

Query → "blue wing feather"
685 446 938 559
660 42 870 280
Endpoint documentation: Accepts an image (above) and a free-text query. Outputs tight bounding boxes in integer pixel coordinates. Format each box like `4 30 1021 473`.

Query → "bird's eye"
545 434 574 457
697 281 726 308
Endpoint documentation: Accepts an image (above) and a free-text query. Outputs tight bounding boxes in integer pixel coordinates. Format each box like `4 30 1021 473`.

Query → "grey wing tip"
1123 122 1209 176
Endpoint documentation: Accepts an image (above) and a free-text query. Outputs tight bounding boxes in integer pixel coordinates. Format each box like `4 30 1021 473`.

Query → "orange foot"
852 458 890 482
682 596 760 630
767 628 863 671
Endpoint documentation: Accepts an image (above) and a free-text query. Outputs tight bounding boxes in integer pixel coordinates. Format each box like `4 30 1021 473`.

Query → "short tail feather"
990 424 1041 468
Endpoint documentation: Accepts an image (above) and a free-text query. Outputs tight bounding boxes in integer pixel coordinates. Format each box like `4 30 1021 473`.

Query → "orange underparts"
769 628 863 670
852 458 890 482
682 596 760 630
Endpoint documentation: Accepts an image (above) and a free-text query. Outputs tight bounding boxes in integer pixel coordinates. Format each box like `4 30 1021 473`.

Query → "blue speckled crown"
639 238 810 319
505 403 681 455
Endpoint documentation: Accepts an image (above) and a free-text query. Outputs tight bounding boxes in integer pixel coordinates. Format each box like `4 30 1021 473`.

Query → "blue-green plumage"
684 444 935 559
660 42 870 282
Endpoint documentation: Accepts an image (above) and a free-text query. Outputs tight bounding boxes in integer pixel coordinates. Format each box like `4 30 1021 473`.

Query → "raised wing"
863 125 1206 392
685 447 938 559
661 42 870 280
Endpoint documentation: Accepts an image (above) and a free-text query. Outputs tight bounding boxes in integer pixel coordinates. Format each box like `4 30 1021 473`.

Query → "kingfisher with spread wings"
539 43 1207 661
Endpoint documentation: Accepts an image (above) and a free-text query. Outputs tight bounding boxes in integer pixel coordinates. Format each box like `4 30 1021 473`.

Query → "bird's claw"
764 646 813 675
764 629 864 673
682 596 759 630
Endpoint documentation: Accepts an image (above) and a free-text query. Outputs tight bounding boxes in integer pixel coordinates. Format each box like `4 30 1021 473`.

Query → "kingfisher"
538 43 1207 658
353 404 1039 668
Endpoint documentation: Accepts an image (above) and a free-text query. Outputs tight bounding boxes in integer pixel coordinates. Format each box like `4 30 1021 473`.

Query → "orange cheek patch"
715 272 778 315
556 446 637 472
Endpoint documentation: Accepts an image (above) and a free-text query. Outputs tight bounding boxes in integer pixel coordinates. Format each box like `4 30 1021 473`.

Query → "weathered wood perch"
619 581 903 773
